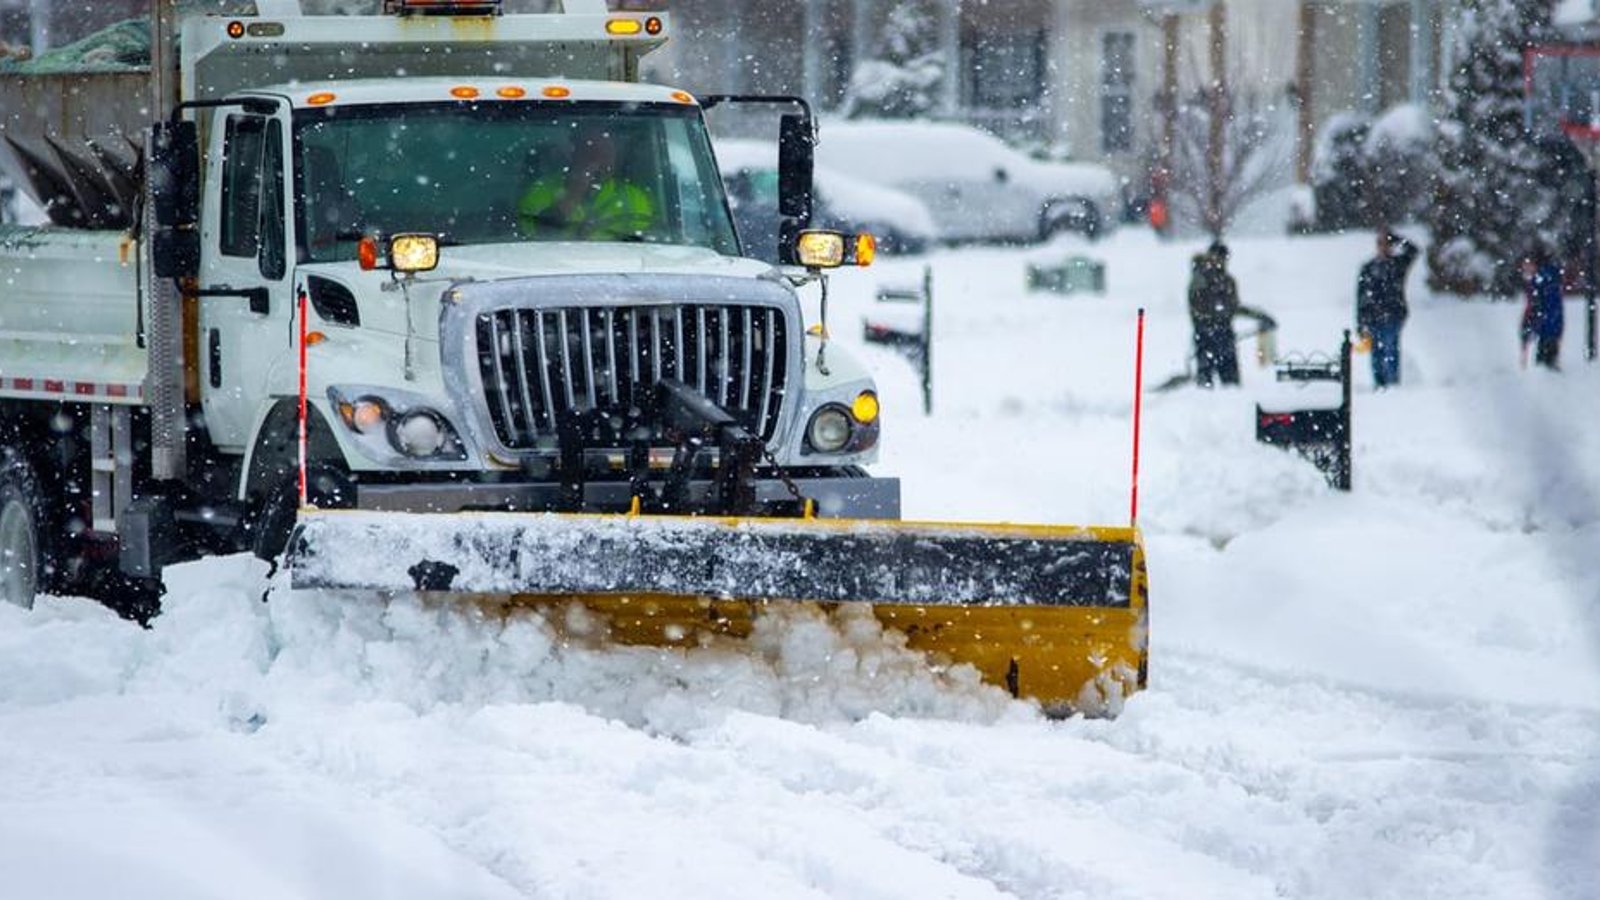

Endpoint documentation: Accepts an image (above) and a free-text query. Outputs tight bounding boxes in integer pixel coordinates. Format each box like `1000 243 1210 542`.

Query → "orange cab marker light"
305 331 328 347
307 91 337 106
226 20 245 39
671 91 695 104
542 85 572 99
357 237 379 271
606 18 642 35
497 86 527 99
450 85 480 100
645 16 663 35
855 233 877 267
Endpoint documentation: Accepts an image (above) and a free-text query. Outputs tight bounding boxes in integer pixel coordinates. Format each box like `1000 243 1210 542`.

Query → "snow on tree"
840 1 945 120
1311 105 1436 232
1165 71 1292 238
1428 0 1562 296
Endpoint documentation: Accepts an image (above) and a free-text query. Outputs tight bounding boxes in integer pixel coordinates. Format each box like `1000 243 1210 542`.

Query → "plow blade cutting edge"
287 510 1149 716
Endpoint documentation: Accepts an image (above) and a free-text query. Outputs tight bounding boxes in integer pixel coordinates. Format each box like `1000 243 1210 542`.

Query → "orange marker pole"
1130 308 1146 528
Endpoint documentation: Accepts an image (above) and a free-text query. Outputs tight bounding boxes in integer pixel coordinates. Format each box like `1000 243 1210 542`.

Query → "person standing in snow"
1188 240 1241 387
1355 228 1419 388
1519 247 1564 370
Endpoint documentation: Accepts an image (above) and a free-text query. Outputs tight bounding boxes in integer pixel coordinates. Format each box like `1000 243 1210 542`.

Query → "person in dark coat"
1188 241 1240 387
1520 247 1564 370
1356 228 1419 388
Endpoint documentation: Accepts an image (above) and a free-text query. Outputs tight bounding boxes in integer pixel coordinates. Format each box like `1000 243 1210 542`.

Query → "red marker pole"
297 286 309 509
1130 307 1146 529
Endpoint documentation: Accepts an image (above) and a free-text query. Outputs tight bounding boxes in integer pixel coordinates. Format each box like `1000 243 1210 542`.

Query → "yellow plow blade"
287 511 1149 716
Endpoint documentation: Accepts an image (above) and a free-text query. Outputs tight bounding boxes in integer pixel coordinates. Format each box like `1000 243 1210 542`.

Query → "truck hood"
295 243 781 340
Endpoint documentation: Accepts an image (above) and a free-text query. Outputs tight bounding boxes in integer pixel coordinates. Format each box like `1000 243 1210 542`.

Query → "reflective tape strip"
0 377 145 401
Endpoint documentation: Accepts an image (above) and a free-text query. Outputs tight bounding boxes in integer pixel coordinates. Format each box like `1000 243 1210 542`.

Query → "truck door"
199 110 293 451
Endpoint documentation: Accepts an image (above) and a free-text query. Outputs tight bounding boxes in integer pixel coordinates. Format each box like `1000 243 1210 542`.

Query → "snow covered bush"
1309 112 1374 231
1310 106 1436 232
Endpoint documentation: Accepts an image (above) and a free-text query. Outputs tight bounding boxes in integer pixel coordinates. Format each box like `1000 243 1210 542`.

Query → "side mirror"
148 121 199 228
777 113 814 223
151 228 199 279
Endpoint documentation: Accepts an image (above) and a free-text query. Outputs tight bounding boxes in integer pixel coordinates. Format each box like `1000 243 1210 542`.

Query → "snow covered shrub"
1365 105 1437 225
1309 106 1435 232
1309 112 1373 231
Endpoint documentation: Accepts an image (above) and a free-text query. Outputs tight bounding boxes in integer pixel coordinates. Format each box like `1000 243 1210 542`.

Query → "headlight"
389 233 439 273
392 410 446 457
806 405 852 452
328 386 467 463
795 231 845 269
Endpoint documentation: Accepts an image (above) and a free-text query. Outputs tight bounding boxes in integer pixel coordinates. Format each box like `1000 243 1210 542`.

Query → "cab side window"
259 126 286 280
220 116 266 258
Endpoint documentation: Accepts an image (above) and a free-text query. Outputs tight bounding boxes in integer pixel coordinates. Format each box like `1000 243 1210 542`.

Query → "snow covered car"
715 138 936 263
815 120 1119 245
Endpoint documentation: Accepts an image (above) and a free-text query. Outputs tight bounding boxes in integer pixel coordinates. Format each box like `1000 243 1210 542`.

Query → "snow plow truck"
0 0 1146 715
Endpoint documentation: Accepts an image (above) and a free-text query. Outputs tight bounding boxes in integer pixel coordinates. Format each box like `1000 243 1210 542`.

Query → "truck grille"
474 304 789 450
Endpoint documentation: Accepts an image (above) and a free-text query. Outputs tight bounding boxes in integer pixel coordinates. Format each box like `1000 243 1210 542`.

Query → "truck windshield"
293 102 740 262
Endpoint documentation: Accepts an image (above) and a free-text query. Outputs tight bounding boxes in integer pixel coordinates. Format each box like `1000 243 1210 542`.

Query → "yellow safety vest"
518 176 654 240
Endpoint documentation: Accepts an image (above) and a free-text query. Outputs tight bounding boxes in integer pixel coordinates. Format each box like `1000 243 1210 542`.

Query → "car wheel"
1040 201 1102 242
0 450 50 609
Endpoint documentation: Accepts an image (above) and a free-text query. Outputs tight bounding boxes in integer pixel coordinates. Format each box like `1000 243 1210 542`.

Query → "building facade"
651 0 1449 187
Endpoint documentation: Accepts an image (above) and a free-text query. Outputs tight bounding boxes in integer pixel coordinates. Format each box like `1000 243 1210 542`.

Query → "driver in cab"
517 122 655 241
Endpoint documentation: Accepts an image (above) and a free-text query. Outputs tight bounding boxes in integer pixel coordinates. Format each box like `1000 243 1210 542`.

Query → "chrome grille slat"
475 302 787 450
602 309 618 405
718 306 731 408
505 312 540 438
695 306 707 393
757 308 776 436
557 309 576 408
484 313 521 443
649 305 662 379
627 308 641 398
671 308 683 384
580 309 597 410
533 310 556 424
739 307 753 411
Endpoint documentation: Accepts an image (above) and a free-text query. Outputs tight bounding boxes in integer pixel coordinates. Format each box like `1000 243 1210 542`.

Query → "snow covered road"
4 230 1598 898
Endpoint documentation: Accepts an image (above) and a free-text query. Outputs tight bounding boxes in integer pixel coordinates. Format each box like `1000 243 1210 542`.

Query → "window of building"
965 30 1045 111
1101 31 1136 154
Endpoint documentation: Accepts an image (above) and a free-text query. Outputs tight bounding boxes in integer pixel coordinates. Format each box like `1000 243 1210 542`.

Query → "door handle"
196 286 269 315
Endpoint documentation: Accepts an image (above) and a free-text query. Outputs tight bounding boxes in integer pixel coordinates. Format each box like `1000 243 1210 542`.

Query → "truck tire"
0 450 51 609
248 464 355 565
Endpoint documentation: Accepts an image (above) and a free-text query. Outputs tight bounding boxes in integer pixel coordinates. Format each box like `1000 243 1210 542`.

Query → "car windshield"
293 101 739 262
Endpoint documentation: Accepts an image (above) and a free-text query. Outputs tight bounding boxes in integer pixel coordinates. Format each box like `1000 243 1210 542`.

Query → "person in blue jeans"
1356 228 1419 388
1519 247 1564 370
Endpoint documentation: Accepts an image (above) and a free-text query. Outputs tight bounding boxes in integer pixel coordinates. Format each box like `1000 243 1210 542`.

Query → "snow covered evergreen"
1429 0 1559 295
839 1 946 120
